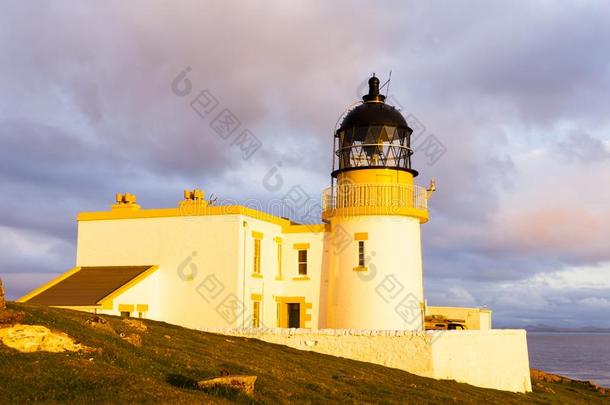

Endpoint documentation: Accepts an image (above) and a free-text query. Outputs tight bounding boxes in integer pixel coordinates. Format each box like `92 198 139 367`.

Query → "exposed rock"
0 324 90 353
0 310 26 326
0 278 5 310
530 369 569 383
84 315 115 334
163 334 171 340
122 318 147 332
531 369 609 395
86 315 107 325
197 375 257 396
120 332 142 347
582 380 609 395
535 382 556 394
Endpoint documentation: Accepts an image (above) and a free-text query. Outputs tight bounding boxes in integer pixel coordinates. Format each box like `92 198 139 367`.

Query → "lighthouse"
323 76 429 330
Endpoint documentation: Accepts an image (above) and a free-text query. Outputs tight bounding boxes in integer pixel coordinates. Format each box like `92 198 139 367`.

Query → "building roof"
24 266 155 306
77 204 329 232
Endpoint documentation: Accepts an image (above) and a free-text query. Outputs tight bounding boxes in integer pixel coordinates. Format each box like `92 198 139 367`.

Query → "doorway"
275 297 309 328
287 303 301 328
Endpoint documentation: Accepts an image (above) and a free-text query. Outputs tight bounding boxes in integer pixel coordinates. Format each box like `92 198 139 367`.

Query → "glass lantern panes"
337 125 412 171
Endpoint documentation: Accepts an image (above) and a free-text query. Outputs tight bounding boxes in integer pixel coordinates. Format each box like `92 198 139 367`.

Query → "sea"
527 332 610 388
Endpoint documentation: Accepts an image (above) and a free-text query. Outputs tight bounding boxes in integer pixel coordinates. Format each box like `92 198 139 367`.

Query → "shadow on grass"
166 373 197 389
166 373 259 403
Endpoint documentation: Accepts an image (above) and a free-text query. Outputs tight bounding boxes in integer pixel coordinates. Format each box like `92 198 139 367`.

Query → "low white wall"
207 328 433 377
429 329 532 392
204 328 531 393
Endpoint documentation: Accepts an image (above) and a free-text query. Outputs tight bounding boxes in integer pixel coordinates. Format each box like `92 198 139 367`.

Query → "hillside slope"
0 303 607 404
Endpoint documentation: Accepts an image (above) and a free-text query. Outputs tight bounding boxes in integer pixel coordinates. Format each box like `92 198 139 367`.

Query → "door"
287 303 301 328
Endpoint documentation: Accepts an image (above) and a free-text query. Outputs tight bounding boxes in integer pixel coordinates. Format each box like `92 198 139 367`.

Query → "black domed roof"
339 102 408 131
338 76 409 133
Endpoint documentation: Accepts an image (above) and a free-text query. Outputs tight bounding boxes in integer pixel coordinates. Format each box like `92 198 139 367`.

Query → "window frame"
253 238 261 274
358 240 365 267
275 238 283 279
298 249 308 275
252 300 261 328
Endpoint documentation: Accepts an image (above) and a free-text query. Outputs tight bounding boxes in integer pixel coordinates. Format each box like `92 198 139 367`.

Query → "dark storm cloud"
0 1 609 326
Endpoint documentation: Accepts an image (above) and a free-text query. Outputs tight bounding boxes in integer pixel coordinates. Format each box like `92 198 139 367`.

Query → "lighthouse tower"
323 76 429 330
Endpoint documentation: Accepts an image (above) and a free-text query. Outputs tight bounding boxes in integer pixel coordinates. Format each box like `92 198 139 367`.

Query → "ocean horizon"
527 332 610 388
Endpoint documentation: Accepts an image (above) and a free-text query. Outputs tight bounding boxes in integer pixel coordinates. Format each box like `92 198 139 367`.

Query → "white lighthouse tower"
323 76 430 330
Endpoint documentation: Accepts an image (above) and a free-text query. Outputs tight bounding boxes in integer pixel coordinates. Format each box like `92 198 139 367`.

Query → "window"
277 242 282 278
358 241 365 267
136 304 148 319
298 249 308 275
354 233 368 271
253 238 261 274
293 243 310 278
252 301 261 328
119 304 134 317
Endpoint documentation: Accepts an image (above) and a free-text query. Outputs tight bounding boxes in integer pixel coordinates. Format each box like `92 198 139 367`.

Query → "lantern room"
332 76 418 178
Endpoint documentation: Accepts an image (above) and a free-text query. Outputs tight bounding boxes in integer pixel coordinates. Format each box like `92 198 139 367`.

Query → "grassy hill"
0 302 608 404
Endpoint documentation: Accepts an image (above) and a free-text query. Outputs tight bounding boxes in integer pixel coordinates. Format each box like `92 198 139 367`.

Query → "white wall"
76 213 327 330
326 215 424 330
77 215 242 329
98 270 161 319
239 217 326 329
429 329 532 392
209 328 532 393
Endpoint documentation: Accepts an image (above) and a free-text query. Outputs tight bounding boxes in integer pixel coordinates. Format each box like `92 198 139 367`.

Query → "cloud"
426 262 610 327
0 225 74 300
554 129 610 163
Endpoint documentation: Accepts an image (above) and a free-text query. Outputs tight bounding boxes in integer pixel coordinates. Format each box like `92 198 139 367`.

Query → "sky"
1 1 609 327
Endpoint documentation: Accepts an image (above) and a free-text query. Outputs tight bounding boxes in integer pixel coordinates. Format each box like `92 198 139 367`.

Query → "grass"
0 302 608 404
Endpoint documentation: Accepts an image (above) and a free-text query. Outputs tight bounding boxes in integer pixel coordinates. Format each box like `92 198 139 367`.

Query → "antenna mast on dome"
380 70 392 99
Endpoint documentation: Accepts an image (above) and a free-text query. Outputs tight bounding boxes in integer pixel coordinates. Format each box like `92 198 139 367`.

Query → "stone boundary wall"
202 327 429 337
201 327 532 393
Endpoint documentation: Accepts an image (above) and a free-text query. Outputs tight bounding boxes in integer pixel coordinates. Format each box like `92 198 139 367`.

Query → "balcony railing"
321 182 428 220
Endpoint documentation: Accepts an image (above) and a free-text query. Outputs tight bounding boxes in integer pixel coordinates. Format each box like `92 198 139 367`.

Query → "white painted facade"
326 215 424 330
75 213 328 330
